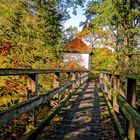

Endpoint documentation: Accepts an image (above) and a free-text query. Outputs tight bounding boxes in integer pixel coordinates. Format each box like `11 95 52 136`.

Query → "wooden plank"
117 94 140 137
24 80 88 140
0 69 85 76
99 71 140 80
0 76 87 128
114 72 140 80
126 78 136 108
103 90 128 140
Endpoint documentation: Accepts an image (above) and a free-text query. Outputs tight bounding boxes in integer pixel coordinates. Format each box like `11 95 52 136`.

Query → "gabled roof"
65 37 91 53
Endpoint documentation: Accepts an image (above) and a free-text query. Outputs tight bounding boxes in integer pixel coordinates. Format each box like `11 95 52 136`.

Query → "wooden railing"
99 71 140 140
0 69 88 139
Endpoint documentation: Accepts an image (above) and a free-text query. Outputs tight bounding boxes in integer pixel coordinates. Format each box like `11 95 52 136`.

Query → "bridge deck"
37 81 120 140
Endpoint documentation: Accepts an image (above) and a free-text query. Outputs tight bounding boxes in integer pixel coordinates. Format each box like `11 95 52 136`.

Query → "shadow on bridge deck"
37 81 120 140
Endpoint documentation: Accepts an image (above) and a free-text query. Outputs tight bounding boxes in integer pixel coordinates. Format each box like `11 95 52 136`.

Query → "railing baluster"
108 74 112 100
53 72 60 104
71 72 76 90
81 72 83 82
103 74 108 95
99 71 140 139
113 75 119 113
27 74 38 127
0 69 88 140
77 72 81 87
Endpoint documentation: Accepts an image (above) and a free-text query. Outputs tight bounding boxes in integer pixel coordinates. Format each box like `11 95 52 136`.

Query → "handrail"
99 71 140 140
24 79 88 140
117 94 140 136
0 68 85 76
0 68 89 139
0 75 87 128
99 70 140 79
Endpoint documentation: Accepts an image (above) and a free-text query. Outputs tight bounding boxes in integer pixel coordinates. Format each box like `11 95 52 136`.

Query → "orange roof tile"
65 37 91 53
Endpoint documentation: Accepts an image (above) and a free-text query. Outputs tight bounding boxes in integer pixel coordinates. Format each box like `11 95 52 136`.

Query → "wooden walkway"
37 81 120 140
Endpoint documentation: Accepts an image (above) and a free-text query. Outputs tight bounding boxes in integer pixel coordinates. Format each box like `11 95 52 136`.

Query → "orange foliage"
0 42 13 56
63 61 84 70
0 77 25 94
76 30 90 39
101 47 112 55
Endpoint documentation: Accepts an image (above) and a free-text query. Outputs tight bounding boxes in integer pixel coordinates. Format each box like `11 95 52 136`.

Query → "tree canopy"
0 0 139 71
84 0 140 71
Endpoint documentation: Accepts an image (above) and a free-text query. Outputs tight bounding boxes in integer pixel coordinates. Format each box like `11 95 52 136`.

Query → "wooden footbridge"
0 69 140 140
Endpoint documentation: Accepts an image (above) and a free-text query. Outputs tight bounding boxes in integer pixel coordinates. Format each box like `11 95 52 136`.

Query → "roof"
65 37 91 53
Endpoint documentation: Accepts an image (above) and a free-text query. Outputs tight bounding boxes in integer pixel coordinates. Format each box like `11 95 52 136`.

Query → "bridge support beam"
126 78 136 140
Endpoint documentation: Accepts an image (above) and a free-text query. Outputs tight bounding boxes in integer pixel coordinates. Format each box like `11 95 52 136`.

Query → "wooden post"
77 72 81 86
65 72 71 96
71 72 76 90
71 72 76 80
126 78 136 140
117 78 126 98
99 73 104 90
66 72 70 83
104 74 108 94
66 72 72 95
84 72 88 82
53 73 60 87
113 75 119 113
99 73 103 84
53 73 60 103
108 74 112 100
76 72 78 86
76 72 80 87
80 72 83 84
27 74 38 127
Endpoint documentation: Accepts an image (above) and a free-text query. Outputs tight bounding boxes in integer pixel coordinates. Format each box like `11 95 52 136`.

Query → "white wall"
63 53 90 69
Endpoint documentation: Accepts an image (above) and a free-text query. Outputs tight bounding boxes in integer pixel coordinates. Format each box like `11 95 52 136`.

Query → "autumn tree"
85 0 140 71
0 0 64 68
91 47 115 70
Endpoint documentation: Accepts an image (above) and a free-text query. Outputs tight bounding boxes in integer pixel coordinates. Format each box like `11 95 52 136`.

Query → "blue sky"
64 6 86 31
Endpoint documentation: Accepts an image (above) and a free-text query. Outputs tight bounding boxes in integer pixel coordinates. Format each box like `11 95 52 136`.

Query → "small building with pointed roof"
63 37 91 70
65 37 91 52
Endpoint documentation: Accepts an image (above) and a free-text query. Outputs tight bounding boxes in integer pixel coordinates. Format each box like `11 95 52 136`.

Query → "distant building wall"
63 53 90 70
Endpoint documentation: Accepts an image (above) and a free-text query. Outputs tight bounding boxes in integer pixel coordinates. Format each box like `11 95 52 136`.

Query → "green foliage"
85 0 140 71
63 26 78 43
0 0 63 69
86 0 140 50
0 0 64 114
91 47 116 71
